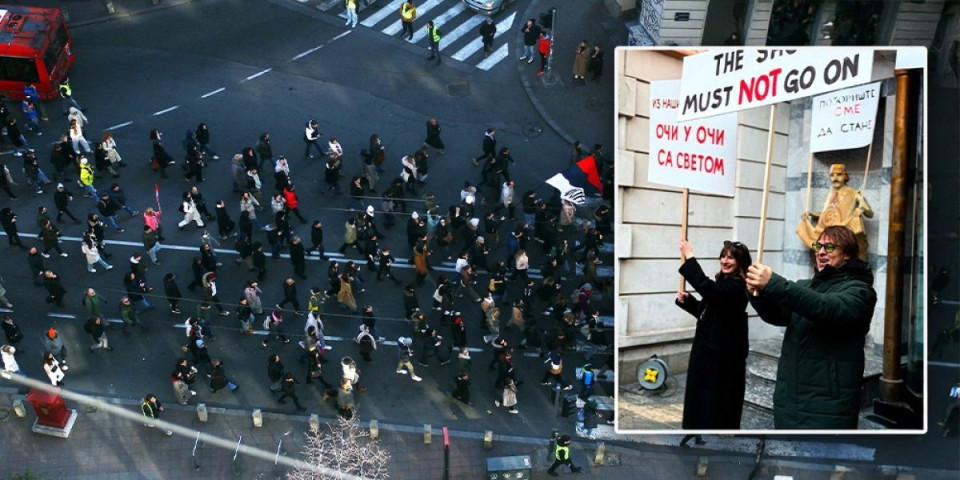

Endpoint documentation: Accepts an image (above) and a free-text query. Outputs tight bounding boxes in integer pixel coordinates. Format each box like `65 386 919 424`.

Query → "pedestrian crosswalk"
311 0 520 70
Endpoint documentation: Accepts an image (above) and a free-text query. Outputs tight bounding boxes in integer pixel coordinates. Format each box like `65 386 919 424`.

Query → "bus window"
44 23 68 74
0 56 40 83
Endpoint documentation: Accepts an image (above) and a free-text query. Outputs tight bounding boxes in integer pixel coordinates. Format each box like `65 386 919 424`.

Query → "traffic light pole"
542 8 561 86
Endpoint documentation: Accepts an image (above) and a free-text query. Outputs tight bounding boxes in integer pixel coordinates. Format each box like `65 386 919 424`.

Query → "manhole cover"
522 122 543 138
446 81 470 97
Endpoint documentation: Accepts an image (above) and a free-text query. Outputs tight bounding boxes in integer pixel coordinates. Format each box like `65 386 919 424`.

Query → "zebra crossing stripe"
451 11 515 61
382 0 443 36
435 12 485 51
360 0 403 27
410 2 466 43
475 43 508 70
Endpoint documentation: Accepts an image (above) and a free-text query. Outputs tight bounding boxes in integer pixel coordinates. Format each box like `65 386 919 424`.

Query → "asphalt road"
0 0 611 445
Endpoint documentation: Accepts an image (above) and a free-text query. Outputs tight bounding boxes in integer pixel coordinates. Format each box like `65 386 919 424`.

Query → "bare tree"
288 416 390 480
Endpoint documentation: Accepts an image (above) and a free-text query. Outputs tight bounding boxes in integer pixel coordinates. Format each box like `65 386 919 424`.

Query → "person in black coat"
0 208 24 248
150 129 173 179
215 200 236 239
53 183 80 223
307 220 326 259
163 273 183 314
289 236 307 279
252 242 267 281
186 257 204 291
267 354 285 393
277 278 300 312
675 238 752 429
43 270 67 307
208 359 235 393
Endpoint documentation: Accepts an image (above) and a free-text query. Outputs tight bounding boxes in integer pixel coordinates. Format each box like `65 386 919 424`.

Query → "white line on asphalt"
291 45 324 61
437 14 485 52
453 12 514 62
410 3 467 44
382 0 442 36
153 106 180 116
329 30 352 42
105 121 134 131
360 0 403 27
0 232 543 277
929 361 960 368
476 43 508 71
0 308 11 313
245 68 273 81
201 87 226 98
47 313 76 319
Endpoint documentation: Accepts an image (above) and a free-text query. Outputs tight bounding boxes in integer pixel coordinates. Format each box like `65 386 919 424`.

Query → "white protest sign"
647 79 739 197
677 48 874 121
809 82 880 152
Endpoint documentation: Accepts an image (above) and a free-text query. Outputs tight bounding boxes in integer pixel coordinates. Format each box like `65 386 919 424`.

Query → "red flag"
154 184 161 212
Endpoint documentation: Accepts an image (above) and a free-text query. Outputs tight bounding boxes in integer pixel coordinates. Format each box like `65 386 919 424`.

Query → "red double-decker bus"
0 4 75 100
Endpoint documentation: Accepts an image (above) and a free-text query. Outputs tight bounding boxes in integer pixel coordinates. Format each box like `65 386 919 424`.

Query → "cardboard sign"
647 80 739 196
810 82 881 152
678 48 874 121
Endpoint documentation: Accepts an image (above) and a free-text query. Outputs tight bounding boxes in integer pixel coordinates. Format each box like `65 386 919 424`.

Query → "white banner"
647 80 739 197
677 48 874 121
809 82 881 152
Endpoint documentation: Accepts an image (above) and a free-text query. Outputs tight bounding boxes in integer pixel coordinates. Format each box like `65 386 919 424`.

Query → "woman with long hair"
675 238 752 430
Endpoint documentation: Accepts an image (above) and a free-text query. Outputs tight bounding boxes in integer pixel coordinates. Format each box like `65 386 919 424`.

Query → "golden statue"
796 163 873 260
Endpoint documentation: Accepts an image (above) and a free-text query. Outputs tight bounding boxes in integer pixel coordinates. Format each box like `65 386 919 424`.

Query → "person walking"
81 287 107 321
278 373 306 411
422 118 445 155
163 273 183 314
141 394 173 436
81 235 113 273
78 157 97 198
546 435 582 476
470 128 496 167
2 316 24 347
58 76 84 114
399 1 417 41
208 359 238 393
426 21 441 65
43 271 67 307
541 349 573 390
290 236 307 279
303 120 323 160
267 354 285 393
85 316 112 353
171 358 198 405
53 183 80 224
43 351 66 386
1 208 24 247
452 371 472 405
519 18 541 64
1 344 20 375
479 19 496 56
178 191 205 230
277 278 301 312
355 324 376 362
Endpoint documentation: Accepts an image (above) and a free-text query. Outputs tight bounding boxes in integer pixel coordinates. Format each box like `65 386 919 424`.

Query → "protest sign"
810 82 880 152
647 79 739 196
677 49 874 121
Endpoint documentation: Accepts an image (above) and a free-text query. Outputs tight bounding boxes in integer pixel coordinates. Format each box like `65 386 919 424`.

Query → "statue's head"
829 163 849 188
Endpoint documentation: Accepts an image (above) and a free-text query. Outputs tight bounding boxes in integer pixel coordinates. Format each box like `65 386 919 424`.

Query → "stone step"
744 370 776 413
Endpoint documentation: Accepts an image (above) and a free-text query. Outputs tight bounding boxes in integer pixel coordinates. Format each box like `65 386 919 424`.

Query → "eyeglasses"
812 242 838 253
723 241 744 248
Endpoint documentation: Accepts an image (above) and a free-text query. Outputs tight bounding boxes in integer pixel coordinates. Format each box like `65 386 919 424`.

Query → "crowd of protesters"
0 85 615 435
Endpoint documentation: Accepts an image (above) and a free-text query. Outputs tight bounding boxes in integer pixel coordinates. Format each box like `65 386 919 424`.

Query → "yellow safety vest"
59 82 72 98
401 3 416 21
554 444 569 460
430 26 440 43
80 165 94 186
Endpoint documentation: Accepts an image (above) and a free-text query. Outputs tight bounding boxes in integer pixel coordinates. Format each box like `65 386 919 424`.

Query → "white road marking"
410 3 466 44
245 68 273 81
292 45 324 61
360 0 404 27
452 11 514 61
436 13 484 51
382 0 443 36
153 106 180 116
47 313 76 319
475 43 508 71
201 87 226 99
105 121 133 131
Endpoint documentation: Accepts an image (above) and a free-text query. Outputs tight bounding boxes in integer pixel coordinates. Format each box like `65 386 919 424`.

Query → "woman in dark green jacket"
746 225 877 429
676 238 752 429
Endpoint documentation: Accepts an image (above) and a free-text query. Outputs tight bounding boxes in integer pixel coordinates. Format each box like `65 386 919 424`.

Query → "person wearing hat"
547 434 581 476
41 327 67 369
395 336 422 382
577 399 600 439
78 155 97 198
53 183 80 224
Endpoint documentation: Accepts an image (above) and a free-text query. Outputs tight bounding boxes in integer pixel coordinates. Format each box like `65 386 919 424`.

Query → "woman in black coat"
163 273 183 314
675 238 752 429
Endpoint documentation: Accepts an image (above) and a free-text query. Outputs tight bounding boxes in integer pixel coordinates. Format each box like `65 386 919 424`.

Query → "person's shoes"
261 340 268 347
220 311 231 317
538 70 544 76
396 369 406 374
508 408 519 414
88 269 97 273
171 308 182 314
165 430 173 436
418 362 428 367
563 385 574 391
357 386 367 393
105 265 113 270
527 58 534 64
471 158 479 166
60 252 68 257
540 382 550 386
104 346 114 351
89 346 94 353
412 375 422 382
519 56 527 61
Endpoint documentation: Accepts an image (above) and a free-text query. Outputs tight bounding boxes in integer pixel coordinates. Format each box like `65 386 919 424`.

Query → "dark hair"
819 225 858 261
716 241 752 281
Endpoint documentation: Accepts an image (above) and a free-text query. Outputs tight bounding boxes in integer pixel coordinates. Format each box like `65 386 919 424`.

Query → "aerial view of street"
0 0 957 479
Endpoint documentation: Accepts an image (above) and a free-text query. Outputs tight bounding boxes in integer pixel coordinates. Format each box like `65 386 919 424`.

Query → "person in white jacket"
178 192 204 230
1 344 20 374
68 117 92 155
43 352 65 386
81 234 113 273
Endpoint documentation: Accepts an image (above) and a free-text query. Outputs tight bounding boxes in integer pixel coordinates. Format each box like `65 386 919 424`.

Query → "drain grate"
445 81 470 97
